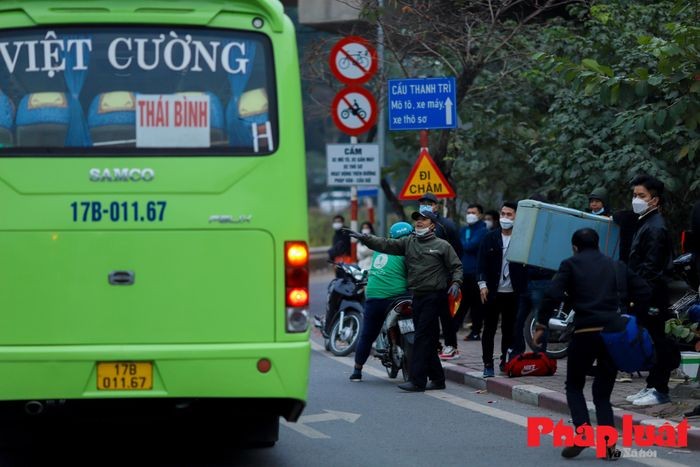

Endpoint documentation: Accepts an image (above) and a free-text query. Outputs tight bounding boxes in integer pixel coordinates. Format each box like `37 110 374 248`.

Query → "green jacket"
362 232 463 294
365 252 408 299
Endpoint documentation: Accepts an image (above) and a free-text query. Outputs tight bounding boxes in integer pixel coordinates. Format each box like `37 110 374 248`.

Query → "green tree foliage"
530 0 700 227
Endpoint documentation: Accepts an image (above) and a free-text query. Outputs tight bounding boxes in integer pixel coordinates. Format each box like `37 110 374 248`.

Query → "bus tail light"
285 241 309 332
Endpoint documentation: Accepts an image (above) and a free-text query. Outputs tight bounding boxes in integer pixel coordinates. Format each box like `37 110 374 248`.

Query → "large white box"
506 200 620 271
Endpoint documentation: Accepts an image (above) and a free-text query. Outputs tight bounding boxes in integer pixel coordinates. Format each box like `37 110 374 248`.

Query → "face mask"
361 229 371 235
484 220 494 230
499 217 514 230
419 204 433 215
466 213 479 225
415 227 431 236
632 197 648 215
332 222 343 230
592 208 605 215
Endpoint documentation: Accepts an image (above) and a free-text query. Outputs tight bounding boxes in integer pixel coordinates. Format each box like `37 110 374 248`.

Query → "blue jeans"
354 298 394 367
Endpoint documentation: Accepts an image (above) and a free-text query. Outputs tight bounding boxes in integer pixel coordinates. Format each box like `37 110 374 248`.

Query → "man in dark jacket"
477 201 527 377
455 203 488 342
625 174 679 406
418 192 463 360
327 215 351 263
535 228 650 459
346 210 463 392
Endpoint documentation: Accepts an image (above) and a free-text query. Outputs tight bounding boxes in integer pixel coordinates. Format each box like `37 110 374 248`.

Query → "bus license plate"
97 362 153 390
398 319 414 334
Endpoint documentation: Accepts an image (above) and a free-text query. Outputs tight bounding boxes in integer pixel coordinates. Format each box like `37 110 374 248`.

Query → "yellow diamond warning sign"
399 148 455 200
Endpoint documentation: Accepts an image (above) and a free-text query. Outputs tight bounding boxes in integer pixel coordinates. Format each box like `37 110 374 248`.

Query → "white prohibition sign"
335 90 374 131
333 42 373 81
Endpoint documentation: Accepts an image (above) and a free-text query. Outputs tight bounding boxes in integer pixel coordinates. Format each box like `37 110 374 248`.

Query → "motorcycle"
372 296 415 381
524 301 574 359
314 262 366 357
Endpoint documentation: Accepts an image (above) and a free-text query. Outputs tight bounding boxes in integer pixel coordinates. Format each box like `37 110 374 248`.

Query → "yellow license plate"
97 362 153 390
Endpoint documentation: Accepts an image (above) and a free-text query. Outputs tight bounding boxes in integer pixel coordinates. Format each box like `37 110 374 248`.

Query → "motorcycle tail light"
396 301 412 316
285 241 309 332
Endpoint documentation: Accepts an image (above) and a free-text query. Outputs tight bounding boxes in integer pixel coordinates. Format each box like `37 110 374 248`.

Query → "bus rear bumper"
0 341 310 421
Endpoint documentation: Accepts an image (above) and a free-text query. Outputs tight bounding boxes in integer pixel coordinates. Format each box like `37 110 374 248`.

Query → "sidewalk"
443 325 700 450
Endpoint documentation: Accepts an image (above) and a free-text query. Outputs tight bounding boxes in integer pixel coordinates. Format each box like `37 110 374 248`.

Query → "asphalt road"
0 276 695 466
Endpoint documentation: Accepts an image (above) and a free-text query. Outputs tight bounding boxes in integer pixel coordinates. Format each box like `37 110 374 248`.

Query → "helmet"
390 221 413 239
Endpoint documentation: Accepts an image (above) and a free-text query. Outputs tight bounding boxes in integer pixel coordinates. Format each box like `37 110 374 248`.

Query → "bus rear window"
0 27 277 156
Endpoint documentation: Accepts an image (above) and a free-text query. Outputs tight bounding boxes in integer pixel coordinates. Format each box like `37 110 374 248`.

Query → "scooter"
373 296 415 381
313 261 366 357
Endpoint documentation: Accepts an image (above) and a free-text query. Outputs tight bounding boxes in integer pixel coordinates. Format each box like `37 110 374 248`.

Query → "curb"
443 364 700 451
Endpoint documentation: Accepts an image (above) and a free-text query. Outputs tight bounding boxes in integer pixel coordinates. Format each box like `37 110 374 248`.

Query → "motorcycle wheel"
385 344 400 379
524 310 569 359
328 311 362 357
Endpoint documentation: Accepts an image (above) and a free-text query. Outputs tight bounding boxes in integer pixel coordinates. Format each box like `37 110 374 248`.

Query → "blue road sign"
388 77 457 131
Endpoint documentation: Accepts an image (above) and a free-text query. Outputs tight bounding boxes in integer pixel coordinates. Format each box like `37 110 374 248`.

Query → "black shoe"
426 380 446 390
398 382 425 392
349 369 362 381
561 446 586 458
464 332 481 341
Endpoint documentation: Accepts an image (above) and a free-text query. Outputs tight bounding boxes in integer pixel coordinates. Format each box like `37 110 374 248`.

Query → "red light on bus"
287 288 309 307
286 242 308 267
257 358 272 373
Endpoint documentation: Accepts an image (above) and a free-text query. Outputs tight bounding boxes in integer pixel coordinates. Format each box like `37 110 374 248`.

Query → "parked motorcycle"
373 296 415 381
524 301 574 360
314 262 366 356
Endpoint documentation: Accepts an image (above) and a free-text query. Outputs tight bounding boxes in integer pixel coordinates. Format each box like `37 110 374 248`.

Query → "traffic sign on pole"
329 36 378 85
331 87 377 136
398 148 455 200
326 143 380 186
388 77 457 131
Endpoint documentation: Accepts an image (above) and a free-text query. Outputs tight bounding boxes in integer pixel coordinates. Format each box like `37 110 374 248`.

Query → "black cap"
418 193 438 203
411 210 438 222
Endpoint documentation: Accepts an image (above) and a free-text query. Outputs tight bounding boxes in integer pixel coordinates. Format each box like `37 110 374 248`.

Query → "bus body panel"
0 0 309 417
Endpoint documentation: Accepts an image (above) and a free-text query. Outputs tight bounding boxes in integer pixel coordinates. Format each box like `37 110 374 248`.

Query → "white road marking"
308 340 693 465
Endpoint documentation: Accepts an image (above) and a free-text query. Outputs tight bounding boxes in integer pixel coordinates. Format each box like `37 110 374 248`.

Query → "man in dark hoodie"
345 209 463 392
535 228 650 460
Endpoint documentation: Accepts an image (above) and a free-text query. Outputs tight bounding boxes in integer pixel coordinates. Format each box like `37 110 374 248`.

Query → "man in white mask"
327 215 351 263
624 174 680 406
451 204 488 345
476 201 527 377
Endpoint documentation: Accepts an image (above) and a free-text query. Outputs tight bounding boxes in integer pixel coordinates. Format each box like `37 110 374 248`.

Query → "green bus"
0 0 309 445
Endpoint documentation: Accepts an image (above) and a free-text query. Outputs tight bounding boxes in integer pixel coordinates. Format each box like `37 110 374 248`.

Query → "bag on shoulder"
504 352 557 377
600 314 655 373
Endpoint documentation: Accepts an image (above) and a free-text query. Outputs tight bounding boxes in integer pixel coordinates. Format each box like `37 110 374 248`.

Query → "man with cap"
344 209 463 392
418 192 463 360
588 187 611 217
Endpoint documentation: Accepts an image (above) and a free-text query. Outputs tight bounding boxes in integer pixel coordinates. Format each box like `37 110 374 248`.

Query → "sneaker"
616 372 633 383
439 346 460 360
483 366 495 378
464 332 481 341
625 387 652 402
606 445 621 461
349 369 362 381
669 368 690 383
632 389 671 406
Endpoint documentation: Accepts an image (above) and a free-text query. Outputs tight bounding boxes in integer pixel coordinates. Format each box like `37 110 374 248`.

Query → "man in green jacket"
346 210 463 392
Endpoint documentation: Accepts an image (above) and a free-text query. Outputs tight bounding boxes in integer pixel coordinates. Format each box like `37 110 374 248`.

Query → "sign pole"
420 130 428 150
350 136 359 261
376 0 386 236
